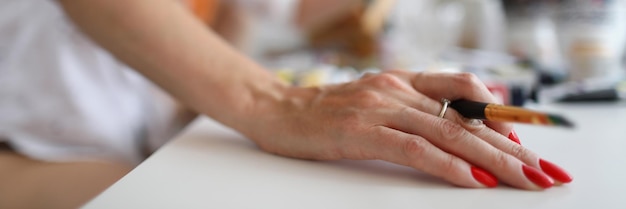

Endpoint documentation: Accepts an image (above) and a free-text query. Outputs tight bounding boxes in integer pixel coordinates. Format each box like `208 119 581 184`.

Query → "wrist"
236 83 321 143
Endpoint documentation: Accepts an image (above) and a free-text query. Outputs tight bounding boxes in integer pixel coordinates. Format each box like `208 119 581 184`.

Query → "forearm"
58 0 288 131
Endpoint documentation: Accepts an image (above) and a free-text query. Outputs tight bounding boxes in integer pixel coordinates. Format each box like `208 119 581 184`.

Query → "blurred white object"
384 0 466 70
457 0 507 52
504 1 565 78
555 0 626 83
273 64 359 87
236 0 304 60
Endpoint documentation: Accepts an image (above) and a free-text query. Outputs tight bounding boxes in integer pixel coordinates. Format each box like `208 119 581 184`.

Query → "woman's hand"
56 0 571 191
245 70 572 190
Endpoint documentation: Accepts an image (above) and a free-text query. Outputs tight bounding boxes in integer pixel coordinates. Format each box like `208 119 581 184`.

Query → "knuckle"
353 89 384 108
455 72 481 85
453 72 484 91
490 151 512 170
508 144 529 161
402 138 428 159
440 155 458 176
369 73 404 89
437 119 467 142
398 106 416 117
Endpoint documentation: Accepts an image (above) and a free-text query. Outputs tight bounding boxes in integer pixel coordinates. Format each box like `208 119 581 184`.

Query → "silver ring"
438 99 450 118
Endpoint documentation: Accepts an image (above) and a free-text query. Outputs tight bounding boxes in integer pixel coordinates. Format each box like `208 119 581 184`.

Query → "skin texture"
0 152 132 209
0 0 571 208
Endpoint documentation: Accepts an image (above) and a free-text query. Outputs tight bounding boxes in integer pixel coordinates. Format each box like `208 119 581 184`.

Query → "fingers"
387 107 554 190
335 72 571 189
360 126 497 188
413 72 513 136
387 70 513 136
411 72 497 102
466 126 573 184
405 71 571 185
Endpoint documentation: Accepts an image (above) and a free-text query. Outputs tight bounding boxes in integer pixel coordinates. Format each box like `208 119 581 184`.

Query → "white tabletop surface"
83 102 626 209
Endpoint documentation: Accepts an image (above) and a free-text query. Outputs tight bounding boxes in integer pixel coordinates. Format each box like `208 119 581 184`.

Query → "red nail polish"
508 130 521 145
539 159 573 183
522 165 554 189
471 166 498 188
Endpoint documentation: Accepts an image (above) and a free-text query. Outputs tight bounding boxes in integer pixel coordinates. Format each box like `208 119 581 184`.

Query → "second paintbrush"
448 99 574 128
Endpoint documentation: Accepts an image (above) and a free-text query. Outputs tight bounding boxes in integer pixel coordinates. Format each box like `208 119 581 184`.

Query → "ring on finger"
438 98 451 118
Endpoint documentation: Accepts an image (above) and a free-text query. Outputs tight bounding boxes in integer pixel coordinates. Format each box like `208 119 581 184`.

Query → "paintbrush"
449 99 575 128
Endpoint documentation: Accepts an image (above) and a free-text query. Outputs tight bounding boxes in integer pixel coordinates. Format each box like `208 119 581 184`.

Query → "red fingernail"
539 159 573 183
471 166 498 188
522 165 554 189
508 130 521 145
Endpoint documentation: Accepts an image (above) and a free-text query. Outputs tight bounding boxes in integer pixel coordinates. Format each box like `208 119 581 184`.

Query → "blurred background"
184 0 626 106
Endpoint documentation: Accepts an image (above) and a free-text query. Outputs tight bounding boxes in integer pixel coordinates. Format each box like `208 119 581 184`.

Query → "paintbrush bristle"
547 114 575 128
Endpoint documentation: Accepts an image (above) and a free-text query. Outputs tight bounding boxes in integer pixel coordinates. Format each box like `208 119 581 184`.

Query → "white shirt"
0 0 182 165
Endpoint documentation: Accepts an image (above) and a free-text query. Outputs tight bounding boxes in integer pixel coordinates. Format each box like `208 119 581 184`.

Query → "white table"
83 102 626 209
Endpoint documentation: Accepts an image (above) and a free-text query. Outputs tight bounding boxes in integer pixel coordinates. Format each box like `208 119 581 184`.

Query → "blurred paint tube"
538 78 626 103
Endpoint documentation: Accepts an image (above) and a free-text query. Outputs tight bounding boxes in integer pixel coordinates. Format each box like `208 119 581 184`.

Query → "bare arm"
57 0 570 191
58 0 286 132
